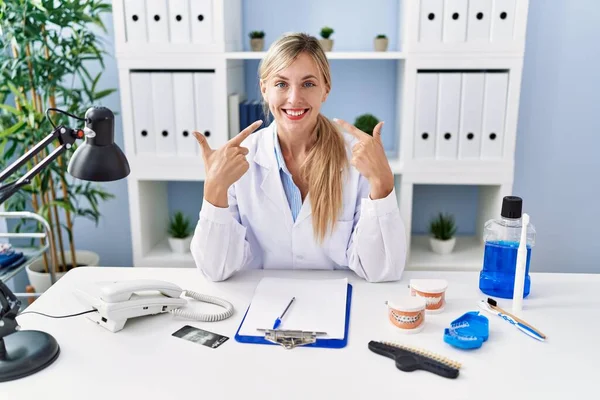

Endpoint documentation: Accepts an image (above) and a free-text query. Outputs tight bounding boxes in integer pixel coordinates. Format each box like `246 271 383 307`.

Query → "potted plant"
429 213 457 255
374 34 388 52
167 211 192 254
354 113 380 136
319 26 334 51
0 0 115 292
249 30 265 51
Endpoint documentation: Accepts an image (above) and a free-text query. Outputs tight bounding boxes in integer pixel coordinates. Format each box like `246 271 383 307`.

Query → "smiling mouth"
282 108 310 117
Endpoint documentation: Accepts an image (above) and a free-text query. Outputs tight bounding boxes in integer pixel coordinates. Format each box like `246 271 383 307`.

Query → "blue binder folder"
234 283 352 349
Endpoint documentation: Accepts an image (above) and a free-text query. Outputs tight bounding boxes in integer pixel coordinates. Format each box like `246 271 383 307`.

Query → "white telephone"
74 279 234 333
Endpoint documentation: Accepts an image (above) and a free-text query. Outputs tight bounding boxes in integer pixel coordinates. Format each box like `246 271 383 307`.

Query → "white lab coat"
190 122 407 282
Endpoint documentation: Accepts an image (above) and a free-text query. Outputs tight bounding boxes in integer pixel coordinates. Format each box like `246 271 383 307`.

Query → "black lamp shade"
67 107 130 181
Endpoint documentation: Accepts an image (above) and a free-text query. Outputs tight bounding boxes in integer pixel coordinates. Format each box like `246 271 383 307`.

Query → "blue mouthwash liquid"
479 240 531 299
479 196 536 299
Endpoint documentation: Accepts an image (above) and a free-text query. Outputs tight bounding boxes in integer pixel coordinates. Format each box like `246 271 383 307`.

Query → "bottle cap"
501 196 522 219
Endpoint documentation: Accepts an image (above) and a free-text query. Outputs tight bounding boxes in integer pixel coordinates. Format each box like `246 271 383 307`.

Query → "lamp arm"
0 127 62 184
0 126 81 206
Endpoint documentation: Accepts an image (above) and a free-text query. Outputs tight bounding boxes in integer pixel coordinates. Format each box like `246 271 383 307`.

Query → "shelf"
140 239 196 269
225 51 406 60
402 159 514 185
0 247 48 282
407 235 484 272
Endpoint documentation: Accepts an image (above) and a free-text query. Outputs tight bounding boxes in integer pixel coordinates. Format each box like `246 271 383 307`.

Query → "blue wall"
6 0 600 293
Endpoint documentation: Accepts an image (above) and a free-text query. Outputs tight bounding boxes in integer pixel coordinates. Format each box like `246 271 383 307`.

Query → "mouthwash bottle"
479 196 536 299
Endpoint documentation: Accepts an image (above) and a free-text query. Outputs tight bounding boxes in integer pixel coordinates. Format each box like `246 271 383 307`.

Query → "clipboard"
234 278 352 349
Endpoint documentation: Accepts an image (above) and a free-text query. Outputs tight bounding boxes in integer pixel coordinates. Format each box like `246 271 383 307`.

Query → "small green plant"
168 211 192 239
354 113 380 136
429 213 457 241
376 34 387 39
320 27 334 39
249 30 265 39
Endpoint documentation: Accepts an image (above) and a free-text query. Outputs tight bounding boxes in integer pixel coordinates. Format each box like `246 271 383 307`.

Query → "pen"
273 297 295 329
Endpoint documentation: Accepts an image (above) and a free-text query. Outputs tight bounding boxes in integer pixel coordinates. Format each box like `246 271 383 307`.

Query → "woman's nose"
287 85 302 104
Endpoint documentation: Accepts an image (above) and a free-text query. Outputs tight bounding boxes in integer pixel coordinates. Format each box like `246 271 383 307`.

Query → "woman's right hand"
193 120 263 207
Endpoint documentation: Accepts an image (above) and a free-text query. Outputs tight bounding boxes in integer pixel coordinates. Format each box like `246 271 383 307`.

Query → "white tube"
512 213 529 314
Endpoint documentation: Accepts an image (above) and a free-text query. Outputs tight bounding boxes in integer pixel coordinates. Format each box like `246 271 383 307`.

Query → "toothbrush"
512 213 529 314
478 299 545 342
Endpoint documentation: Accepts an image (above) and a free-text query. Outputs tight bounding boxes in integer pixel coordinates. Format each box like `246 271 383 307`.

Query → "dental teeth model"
385 297 426 334
409 279 448 314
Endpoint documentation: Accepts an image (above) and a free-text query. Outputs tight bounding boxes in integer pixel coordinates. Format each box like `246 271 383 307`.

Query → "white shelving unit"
112 0 529 271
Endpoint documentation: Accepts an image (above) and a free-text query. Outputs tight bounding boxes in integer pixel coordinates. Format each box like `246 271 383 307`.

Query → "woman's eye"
275 82 286 88
304 82 315 87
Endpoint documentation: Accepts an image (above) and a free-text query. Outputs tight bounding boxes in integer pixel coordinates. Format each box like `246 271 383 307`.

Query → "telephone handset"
74 279 234 333
100 280 183 302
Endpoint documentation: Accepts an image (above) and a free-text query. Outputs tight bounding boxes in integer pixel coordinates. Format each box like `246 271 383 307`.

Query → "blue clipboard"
234 283 352 349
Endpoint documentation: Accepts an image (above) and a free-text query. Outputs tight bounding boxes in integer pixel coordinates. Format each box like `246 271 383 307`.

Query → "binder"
491 0 516 42
235 277 352 349
193 72 221 147
481 72 508 159
419 0 443 43
458 73 485 159
146 0 169 43
414 73 438 159
123 0 147 44
443 0 468 43
467 0 492 42
130 73 155 154
173 73 198 156
168 0 191 44
436 73 461 159
151 73 177 156
190 0 214 45
228 93 244 139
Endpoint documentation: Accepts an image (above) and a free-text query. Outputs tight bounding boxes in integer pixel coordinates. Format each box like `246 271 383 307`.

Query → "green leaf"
93 88 115 101
0 119 26 139
0 103 20 116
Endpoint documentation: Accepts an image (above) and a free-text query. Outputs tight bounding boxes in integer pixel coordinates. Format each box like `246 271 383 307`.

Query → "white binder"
123 0 147 43
458 73 485 159
130 73 155 155
172 73 198 156
443 0 468 43
481 73 508 159
491 0 516 41
467 0 492 42
151 73 177 156
145 0 170 43
190 0 214 45
419 0 443 43
168 0 191 44
436 73 462 159
193 72 220 148
414 73 438 159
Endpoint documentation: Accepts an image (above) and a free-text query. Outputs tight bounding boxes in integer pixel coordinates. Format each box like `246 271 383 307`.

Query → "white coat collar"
253 121 313 228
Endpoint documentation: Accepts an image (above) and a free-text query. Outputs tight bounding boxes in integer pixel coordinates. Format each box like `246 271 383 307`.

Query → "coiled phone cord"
169 290 234 322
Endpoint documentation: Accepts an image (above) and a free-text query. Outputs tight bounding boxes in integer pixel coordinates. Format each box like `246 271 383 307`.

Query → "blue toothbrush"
479 299 546 342
272 297 295 329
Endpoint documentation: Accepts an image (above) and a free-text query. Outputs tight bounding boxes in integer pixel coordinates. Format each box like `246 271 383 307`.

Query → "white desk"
3 267 596 399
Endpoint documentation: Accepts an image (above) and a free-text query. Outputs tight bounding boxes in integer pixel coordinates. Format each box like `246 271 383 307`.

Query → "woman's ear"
259 79 267 101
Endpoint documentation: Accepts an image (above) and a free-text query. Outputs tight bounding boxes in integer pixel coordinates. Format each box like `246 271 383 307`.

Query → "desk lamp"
0 106 130 382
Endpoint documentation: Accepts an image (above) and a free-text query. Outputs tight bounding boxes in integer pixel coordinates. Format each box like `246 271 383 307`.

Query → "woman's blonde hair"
259 32 347 243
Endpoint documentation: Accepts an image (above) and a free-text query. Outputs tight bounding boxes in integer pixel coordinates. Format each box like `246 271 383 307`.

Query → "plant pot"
429 237 456 255
168 236 192 254
250 38 264 51
26 250 100 293
319 38 333 51
374 37 388 52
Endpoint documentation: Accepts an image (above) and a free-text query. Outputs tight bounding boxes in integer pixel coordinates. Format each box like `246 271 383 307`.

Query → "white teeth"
420 296 442 305
285 109 305 116
391 310 422 324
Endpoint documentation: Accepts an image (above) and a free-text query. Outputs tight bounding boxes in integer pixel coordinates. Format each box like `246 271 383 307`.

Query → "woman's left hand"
334 118 394 200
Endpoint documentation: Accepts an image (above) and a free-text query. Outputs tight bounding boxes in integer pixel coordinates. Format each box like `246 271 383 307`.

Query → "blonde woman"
191 32 406 282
